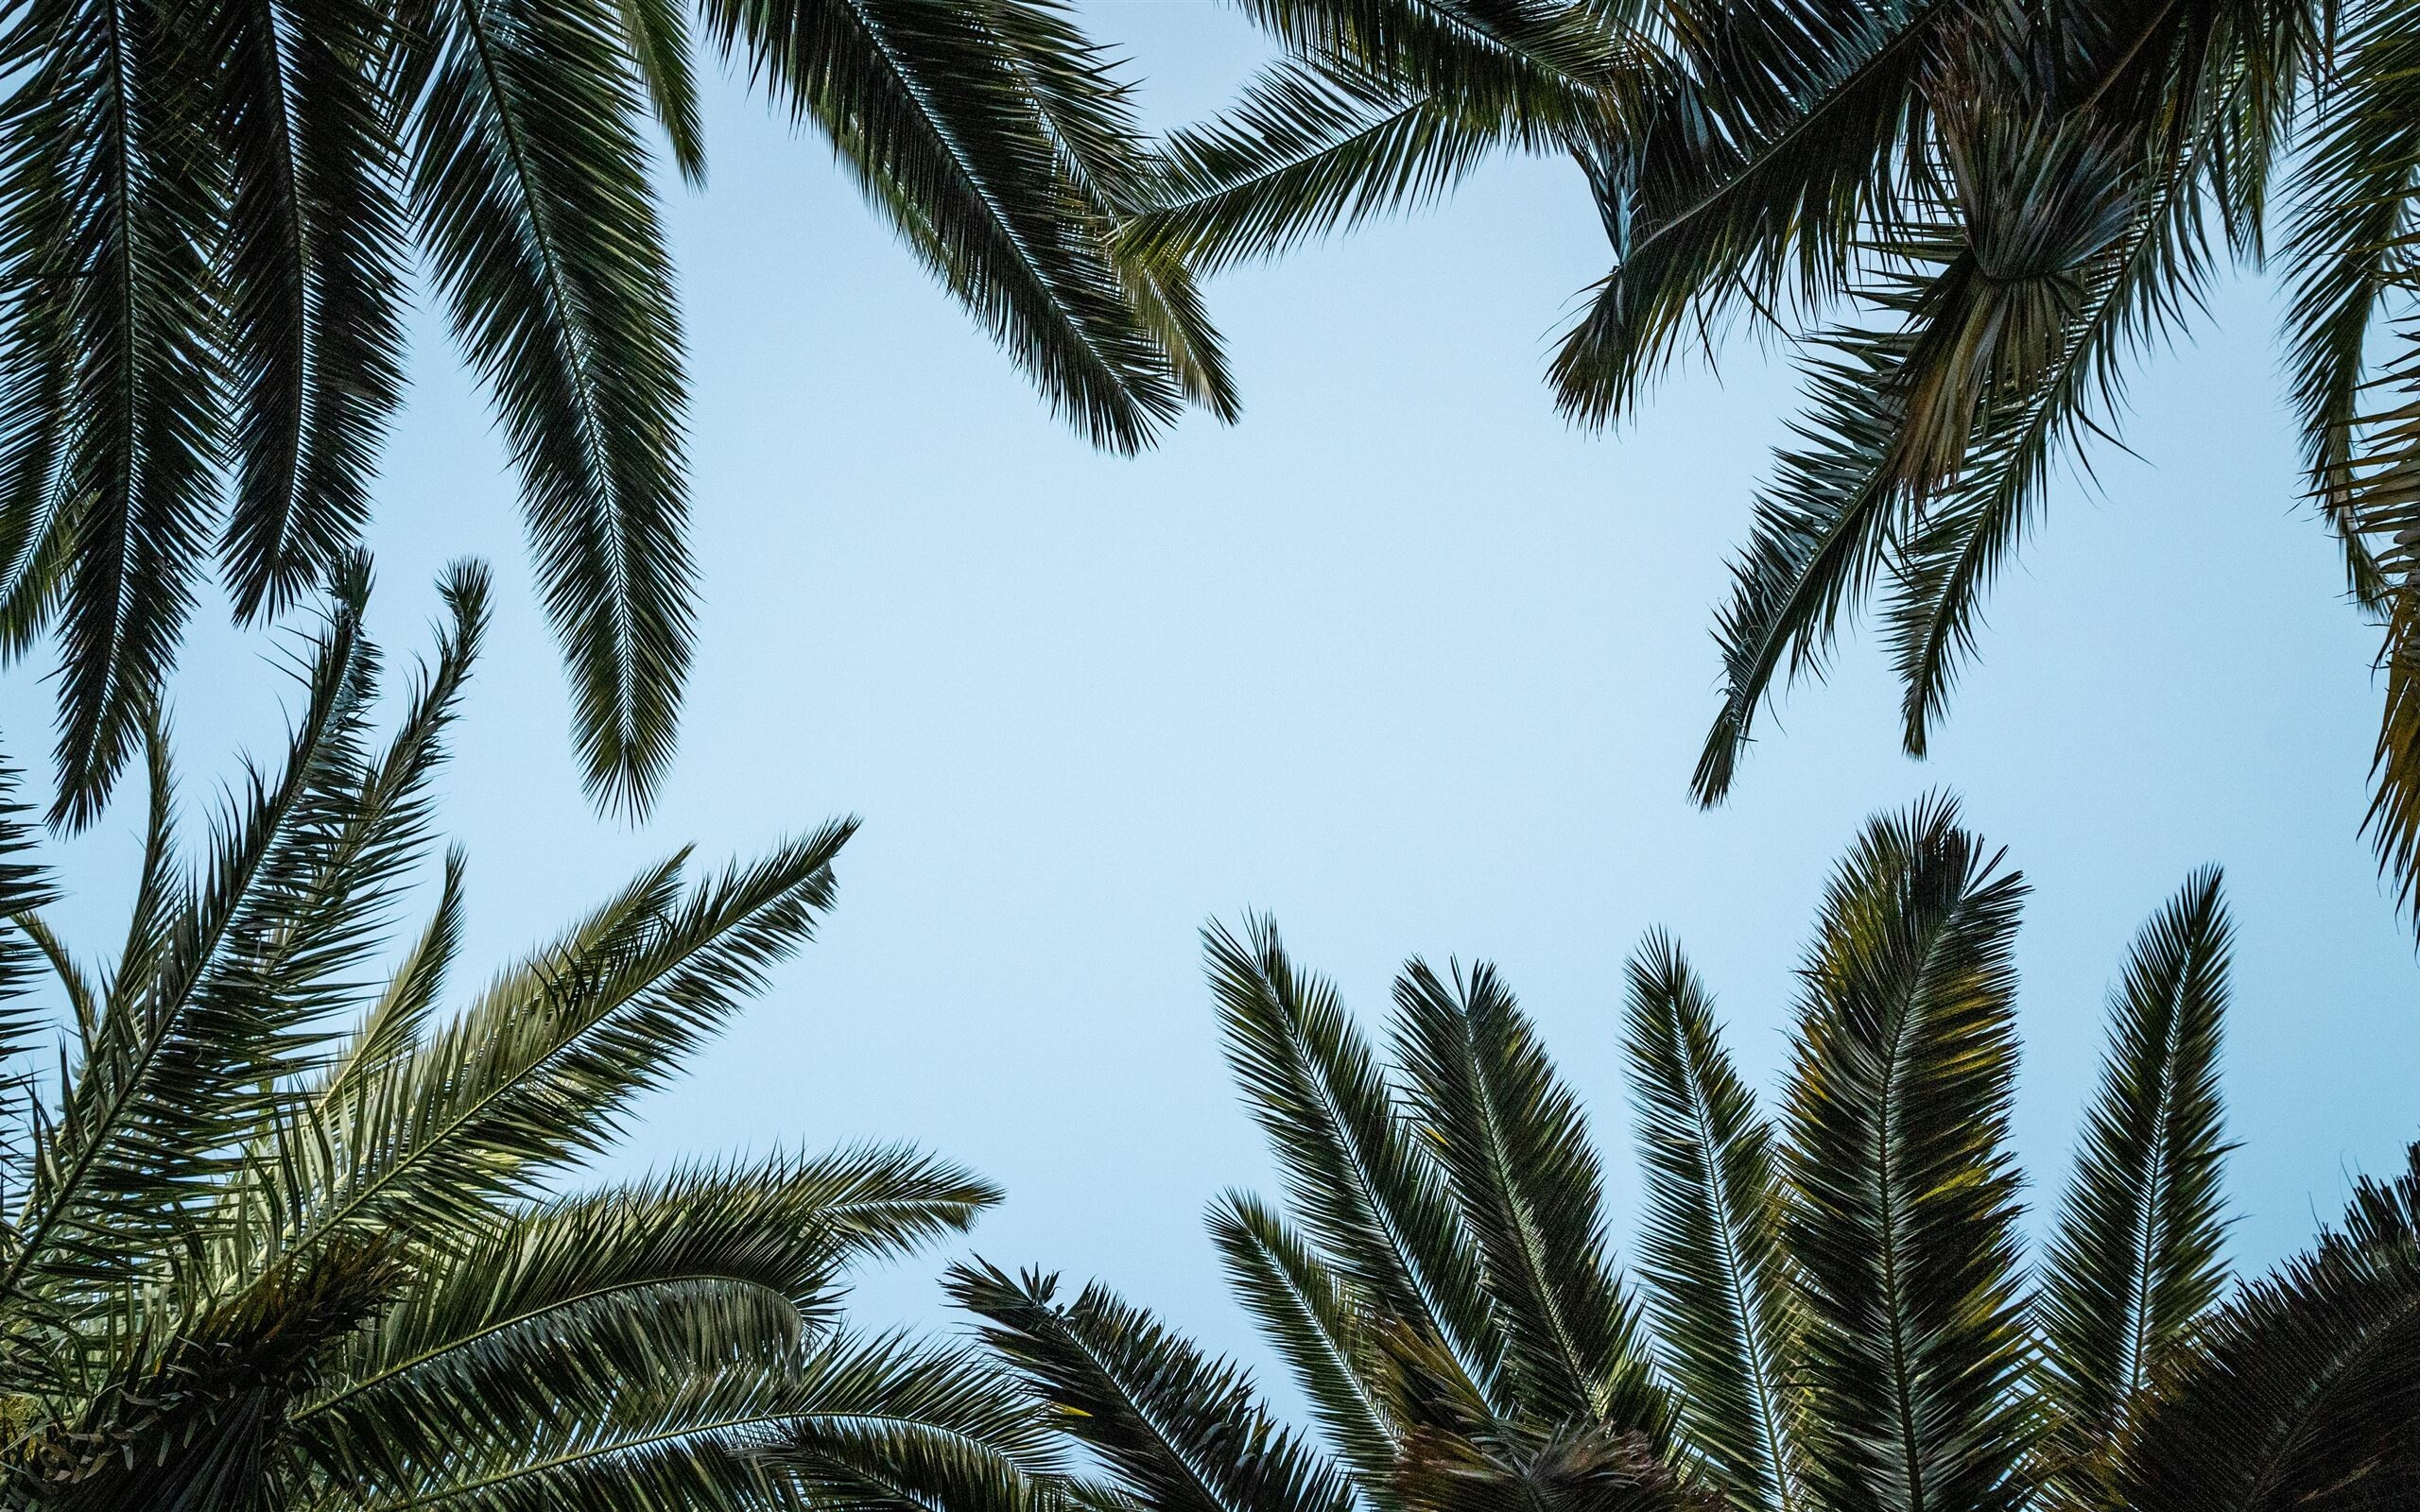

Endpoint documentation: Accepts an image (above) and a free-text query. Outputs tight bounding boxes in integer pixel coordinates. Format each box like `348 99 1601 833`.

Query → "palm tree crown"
1136 0 2420 928
0 559 1063 1511
956 796 2420 1512
0 0 1236 829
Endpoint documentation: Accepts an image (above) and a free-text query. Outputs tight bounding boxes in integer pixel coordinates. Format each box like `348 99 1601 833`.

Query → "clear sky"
7 0 2416 1383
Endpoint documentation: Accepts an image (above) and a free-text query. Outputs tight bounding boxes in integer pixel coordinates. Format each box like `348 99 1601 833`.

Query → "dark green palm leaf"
952 1259 1360 1512
1205 916 1501 1407
210 0 412 625
1780 795 2032 1512
1622 933 1800 1512
1392 956 1668 1436
0 0 225 829
2112 1143 2420 1512
702 0 1201 453
1210 1189 1403 1499
403 0 694 817
2038 867 2233 1501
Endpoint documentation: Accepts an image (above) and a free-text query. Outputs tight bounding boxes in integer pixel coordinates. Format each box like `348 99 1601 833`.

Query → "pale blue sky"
8 0 2416 1374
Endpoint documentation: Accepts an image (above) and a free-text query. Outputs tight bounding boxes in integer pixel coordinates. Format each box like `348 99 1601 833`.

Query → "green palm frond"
292 819 854 1248
1691 327 1913 805
403 0 694 818
1780 795 2033 1512
702 0 1207 454
1210 1189 1402 1499
295 1148 992 1486
6 565 383 1297
0 0 224 830
1392 956 1668 1436
1205 916 1501 1407
1622 933 1801 1512
617 0 708 182
2280 0 2419 596
2039 867 2233 1499
2113 1143 2420 1512
1122 62 1501 278
1227 0 1641 132
210 0 412 625
953 1260 1360 1512
1550 0 1957 425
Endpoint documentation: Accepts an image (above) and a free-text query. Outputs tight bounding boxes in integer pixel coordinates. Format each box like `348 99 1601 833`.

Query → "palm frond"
1780 795 2033 1512
1209 1190 1401 1499
1204 916 1501 1408
294 820 854 1247
703 0 1198 453
297 1148 990 1486
2038 867 2233 1497
2112 1143 2420 1512
1551 0 1956 425
0 0 225 829
618 0 708 182
6 567 380 1297
1621 933 1800 1512
210 0 412 625
2279 0 2419 604
1692 328 1912 805
404 0 694 816
1392 956 1668 1436
952 1260 1359 1512
1122 62 1500 278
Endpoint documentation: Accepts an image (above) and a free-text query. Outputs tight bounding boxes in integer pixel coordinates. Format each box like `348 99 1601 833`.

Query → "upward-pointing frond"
1623 934 1801 1512
1780 795 2033 1512
1392 956 1668 1437
2039 868 2232 1501
952 1260 1359 1512
1209 1190 1401 1500
1205 916 1500 1405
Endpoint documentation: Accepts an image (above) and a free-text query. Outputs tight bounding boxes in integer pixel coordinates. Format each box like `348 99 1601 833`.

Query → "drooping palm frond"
1392 956 1668 1437
209 0 411 626
2113 1143 2420 1512
2038 867 2233 1499
1780 795 2033 1512
0 0 224 829
701 0 1217 455
1205 916 1501 1405
1622 934 1801 1512
953 1260 1362 1512
402 0 696 817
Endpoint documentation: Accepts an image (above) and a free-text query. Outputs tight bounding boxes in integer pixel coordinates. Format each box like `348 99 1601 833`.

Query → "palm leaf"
403 0 694 816
1209 1189 1401 1499
209 0 412 624
952 1260 1359 1512
1204 915 1501 1407
1622 933 1801 1512
1779 795 2032 1512
2038 867 2233 1498
2112 1143 2420 1512
702 0 1197 453
0 0 225 829
1391 955 1668 1436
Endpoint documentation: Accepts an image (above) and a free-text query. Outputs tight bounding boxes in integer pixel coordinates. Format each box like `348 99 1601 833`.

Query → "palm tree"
0 0 1236 831
0 557 1065 1510
1133 0 2420 926
954 796 2420 1512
